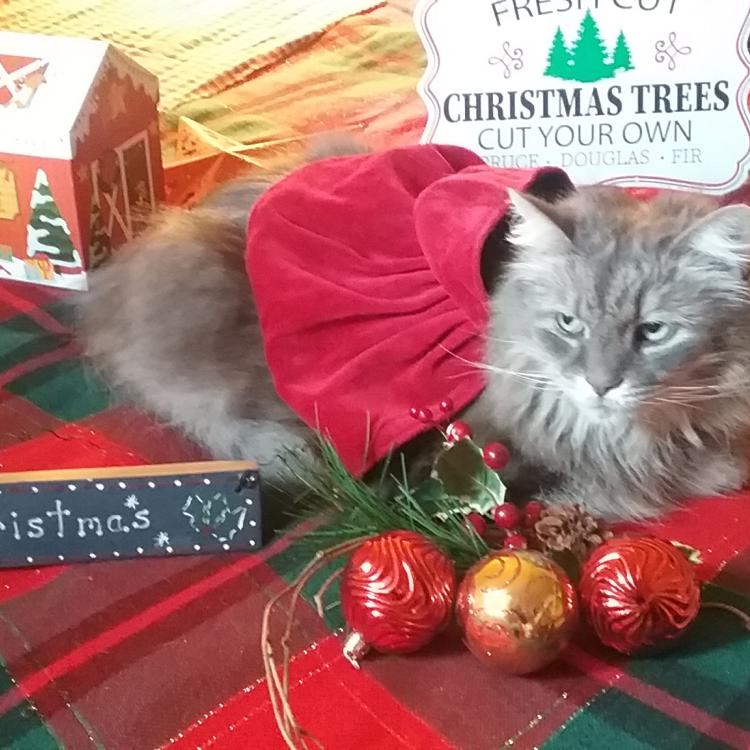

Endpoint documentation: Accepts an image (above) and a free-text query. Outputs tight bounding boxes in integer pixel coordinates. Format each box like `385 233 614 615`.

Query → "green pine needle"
282 438 489 569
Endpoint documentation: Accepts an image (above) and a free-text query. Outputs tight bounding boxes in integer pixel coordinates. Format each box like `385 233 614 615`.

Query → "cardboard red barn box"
0 31 163 290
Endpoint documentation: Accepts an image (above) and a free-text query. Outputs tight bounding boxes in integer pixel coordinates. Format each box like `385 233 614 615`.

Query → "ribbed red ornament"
340 531 456 665
579 536 700 655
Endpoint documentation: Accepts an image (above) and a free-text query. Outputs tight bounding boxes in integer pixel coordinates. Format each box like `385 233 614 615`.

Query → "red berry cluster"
409 406 534 552
408 406 512 473
439 419 511 475
467 502 543 550
493 501 543 549
442 420 512 471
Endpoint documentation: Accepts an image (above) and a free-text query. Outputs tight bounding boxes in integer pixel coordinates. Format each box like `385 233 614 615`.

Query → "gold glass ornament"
456 550 579 674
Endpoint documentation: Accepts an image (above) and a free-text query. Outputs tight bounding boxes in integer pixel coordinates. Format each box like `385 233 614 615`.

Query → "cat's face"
493 187 750 423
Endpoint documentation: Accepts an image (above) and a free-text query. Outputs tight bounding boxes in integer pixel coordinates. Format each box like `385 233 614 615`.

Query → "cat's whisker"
664 380 750 391
518 383 563 393
438 345 554 384
656 387 750 403
445 369 562 394
445 368 550 386
663 386 720 393
647 397 699 410
444 365 547 383
477 333 525 347
666 384 750 395
452 366 555 387
671 394 739 403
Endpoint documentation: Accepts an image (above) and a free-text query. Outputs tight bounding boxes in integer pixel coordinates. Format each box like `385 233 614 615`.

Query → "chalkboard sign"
0 461 261 567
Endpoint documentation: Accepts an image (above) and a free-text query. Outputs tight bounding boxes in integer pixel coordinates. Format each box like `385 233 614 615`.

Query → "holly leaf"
410 477 446 514
408 475 489 525
431 438 505 516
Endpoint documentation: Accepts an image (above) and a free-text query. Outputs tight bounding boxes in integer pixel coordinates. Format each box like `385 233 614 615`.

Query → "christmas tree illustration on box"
26 169 82 278
544 11 633 83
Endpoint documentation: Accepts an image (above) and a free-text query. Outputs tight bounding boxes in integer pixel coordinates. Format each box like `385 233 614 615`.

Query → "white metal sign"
416 1 750 193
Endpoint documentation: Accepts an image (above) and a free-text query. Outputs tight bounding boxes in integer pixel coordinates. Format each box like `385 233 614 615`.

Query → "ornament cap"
342 630 369 669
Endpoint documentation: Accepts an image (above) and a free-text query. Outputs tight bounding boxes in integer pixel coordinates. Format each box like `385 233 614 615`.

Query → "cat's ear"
676 204 750 276
506 188 575 254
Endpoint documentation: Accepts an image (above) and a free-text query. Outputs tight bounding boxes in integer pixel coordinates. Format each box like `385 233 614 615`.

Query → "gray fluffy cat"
78 147 750 520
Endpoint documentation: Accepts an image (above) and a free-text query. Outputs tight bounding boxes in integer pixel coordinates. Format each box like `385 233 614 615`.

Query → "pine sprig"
282 439 489 569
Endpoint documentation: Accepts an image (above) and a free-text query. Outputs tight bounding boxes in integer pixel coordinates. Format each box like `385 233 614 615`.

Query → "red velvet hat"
246 144 572 476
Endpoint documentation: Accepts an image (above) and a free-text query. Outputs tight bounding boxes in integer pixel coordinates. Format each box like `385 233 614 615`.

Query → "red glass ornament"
483 442 511 471
466 512 487 537
340 531 456 666
445 421 472 443
523 501 544 527
505 532 528 550
579 536 700 655
494 503 521 530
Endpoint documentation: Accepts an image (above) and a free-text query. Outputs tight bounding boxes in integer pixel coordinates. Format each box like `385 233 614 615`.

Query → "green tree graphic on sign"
544 12 634 83
570 10 611 82
612 30 634 72
544 26 572 79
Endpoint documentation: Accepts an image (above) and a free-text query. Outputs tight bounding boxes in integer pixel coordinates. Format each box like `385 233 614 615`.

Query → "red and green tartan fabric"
1 0 749 745
1 278 750 750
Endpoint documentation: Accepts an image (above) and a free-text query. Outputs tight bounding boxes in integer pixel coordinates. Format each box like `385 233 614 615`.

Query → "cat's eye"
555 313 585 336
637 321 670 344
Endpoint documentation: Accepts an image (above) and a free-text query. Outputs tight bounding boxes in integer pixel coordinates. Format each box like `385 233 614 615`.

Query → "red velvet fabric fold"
246 144 571 475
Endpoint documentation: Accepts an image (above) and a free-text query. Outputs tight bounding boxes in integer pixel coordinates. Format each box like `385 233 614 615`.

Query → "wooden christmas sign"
0 31 163 290
415 1 750 193
0 461 261 568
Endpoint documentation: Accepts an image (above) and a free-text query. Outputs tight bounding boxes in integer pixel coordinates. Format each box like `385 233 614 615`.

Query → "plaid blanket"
1 2 750 748
2 227 750 750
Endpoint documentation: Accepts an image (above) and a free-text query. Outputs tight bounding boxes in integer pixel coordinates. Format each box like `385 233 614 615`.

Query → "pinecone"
533 504 612 561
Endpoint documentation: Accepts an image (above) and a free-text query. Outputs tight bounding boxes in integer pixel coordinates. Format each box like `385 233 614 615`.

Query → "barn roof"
0 31 158 160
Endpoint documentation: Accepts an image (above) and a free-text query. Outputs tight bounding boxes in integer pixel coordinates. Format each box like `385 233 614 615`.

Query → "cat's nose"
586 375 623 397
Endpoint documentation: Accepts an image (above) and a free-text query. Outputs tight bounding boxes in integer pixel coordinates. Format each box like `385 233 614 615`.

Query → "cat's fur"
77 147 750 519
467 187 750 517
